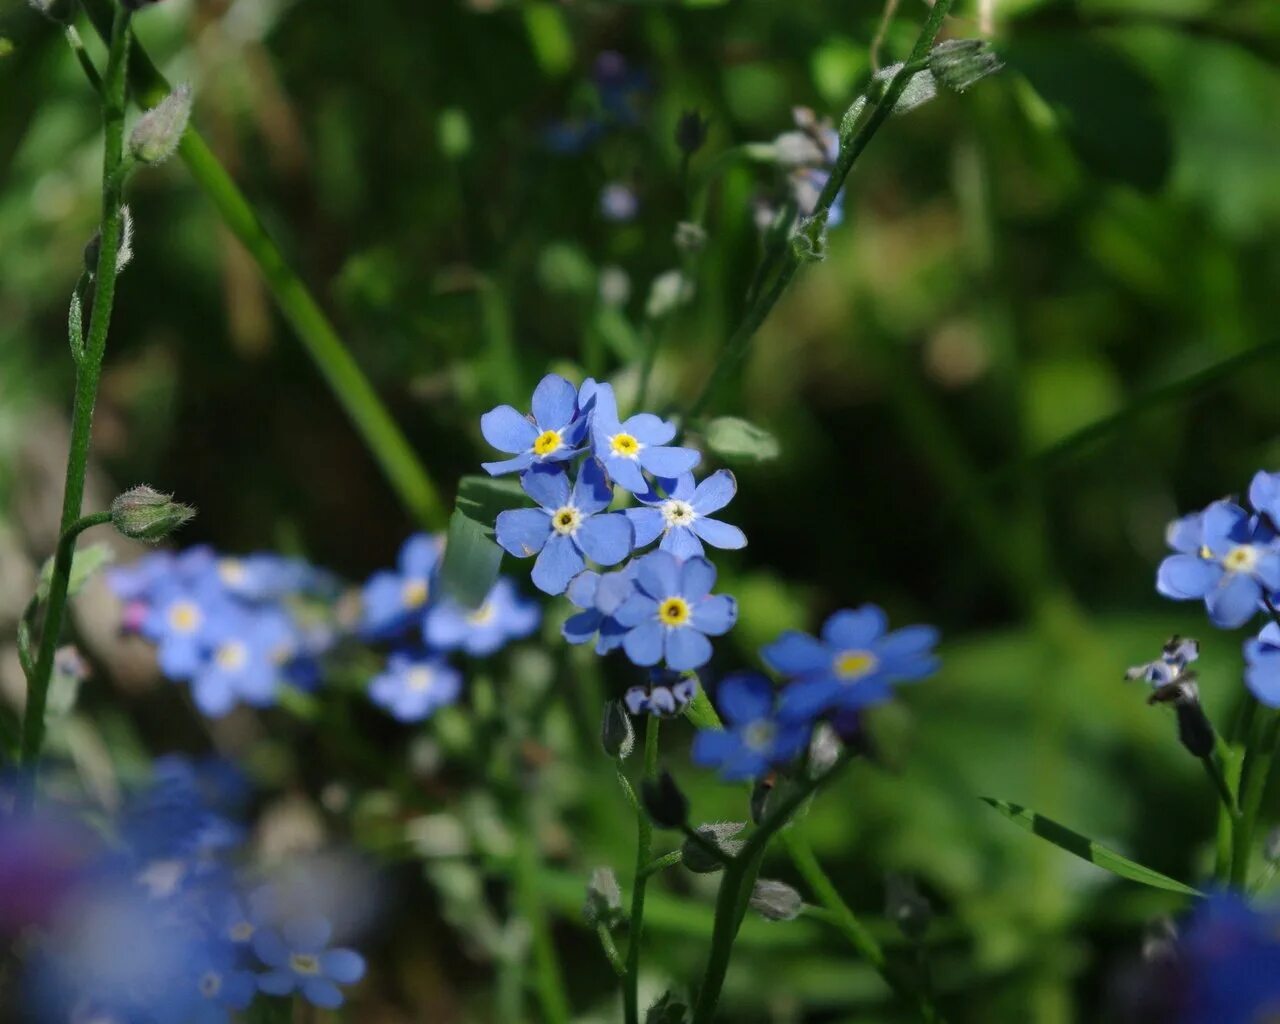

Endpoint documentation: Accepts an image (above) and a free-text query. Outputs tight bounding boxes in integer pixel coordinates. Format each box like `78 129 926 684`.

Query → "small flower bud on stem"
749 879 803 922
110 485 196 542
128 83 192 166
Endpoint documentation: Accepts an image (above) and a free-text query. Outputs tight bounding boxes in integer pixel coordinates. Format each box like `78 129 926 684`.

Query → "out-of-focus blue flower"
174 942 257 1023
254 916 366 1009
495 462 633 595
589 383 700 494
1126 636 1200 689
601 182 639 222
613 552 737 671
764 605 939 722
562 565 635 653
691 673 810 780
481 374 587 477
422 577 540 656
624 669 699 717
139 584 231 681
1157 500 1280 629
593 51 651 125
216 553 336 603
1245 623 1280 707
369 652 462 722
626 470 746 559
191 608 297 717
360 534 442 640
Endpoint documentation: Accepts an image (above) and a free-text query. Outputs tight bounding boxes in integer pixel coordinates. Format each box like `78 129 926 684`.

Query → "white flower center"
1224 545 1260 574
744 720 776 753
661 500 696 529
229 920 255 943
290 953 322 976
552 505 582 536
216 641 248 671
406 667 434 692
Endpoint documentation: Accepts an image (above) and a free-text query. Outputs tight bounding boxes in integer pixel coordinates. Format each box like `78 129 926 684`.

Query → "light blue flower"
691 673 810 781
589 383 700 494
1156 500 1280 629
562 565 636 653
1125 635 1199 689
626 470 746 558
480 374 587 476
422 577 540 655
190 609 297 717
764 605 939 722
177 943 257 1023
253 916 366 1009
140 584 232 682
369 652 462 722
495 461 634 595
360 534 442 640
613 551 737 670
1246 623 1280 707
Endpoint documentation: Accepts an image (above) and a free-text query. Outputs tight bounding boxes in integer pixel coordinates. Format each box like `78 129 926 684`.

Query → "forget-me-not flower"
140 585 229 682
562 566 635 653
691 673 810 781
481 374 587 476
422 577 540 655
191 609 296 717
1157 500 1280 629
1125 635 1200 689
764 605 939 722
613 551 737 671
589 383 700 494
624 669 699 717
495 461 633 595
626 470 746 558
254 916 366 1009
360 534 442 640
369 652 462 722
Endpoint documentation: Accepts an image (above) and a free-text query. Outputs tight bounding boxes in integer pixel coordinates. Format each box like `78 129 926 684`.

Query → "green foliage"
439 475 526 609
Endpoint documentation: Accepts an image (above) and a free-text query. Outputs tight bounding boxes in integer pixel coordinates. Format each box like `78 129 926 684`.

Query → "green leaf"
37 542 115 602
701 417 780 463
982 798 1202 897
439 476 527 610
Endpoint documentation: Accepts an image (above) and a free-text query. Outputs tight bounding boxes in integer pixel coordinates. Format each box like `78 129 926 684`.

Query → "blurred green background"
4 0 1280 1020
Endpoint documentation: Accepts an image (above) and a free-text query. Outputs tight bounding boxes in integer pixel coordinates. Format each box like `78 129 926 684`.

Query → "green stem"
78 0 447 531
623 716 661 1024
20 7 132 786
640 850 684 879
512 805 571 1024
1233 712 1279 890
684 0 955 421
596 923 627 978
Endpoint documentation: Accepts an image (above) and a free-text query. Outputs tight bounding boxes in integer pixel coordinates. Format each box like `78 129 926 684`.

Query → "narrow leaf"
37 543 115 602
438 476 528 610
982 798 1201 897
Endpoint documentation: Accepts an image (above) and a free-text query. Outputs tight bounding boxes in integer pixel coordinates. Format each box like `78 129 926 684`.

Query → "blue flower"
589 383 700 494
190 609 297 717
1245 623 1280 707
1156 500 1280 629
360 534 442 640
369 652 462 722
216 553 336 603
422 577 540 655
1126 635 1200 689
562 566 636 653
613 551 737 671
140 584 231 682
601 182 638 222
763 605 939 722
624 670 699 717
253 916 366 1009
495 461 634 595
626 470 747 558
177 943 257 1023
691 673 810 781
480 374 587 476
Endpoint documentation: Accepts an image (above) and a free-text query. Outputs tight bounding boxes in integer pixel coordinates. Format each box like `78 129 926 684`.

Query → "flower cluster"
11 757 366 1020
358 533 539 722
1155 470 1280 706
109 547 339 718
482 375 743 673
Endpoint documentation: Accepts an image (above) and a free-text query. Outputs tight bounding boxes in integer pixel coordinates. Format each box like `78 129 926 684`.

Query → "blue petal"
192 672 237 718
423 604 468 649
1201 500 1251 556
603 455 648 494
532 534 584 595
576 513 633 566
1207 574 1262 629
399 534 440 576
822 606 887 649
1165 512 1204 554
623 620 665 666
495 508 551 559
692 470 736 514
158 635 205 681
635 551 681 599
596 617 629 653
572 458 614 514
563 609 603 644
777 677 841 721
691 518 746 550
623 413 676 445
589 382 623 436
680 557 717 600
521 465 571 511
717 672 773 725
1246 652 1280 708
667 473 696 502
1260 622 1280 648
301 977 344 1009
639 445 701 479
761 631 829 676
771 722 813 761
284 915 332 953
252 929 290 968
829 679 895 712
691 729 739 768
257 970 297 996
1250 470 1280 520
666 627 712 670
692 595 737 636
661 526 704 559
596 570 637 614
1256 551 1280 591
481 405 537 454
720 748 771 781
614 594 658 628
566 570 600 609
625 507 666 548
876 625 939 661
531 374 578 429
482 453 535 477
1156 554 1221 600
320 949 366 984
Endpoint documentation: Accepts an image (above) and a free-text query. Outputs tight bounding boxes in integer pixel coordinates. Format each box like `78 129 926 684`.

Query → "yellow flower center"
610 433 641 458
661 500 696 528
402 578 429 608
1198 545 1213 560
199 971 223 998
835 650 878 682
659 597 691 627
216 642 248 672
467 602 495 626
406 667 434 692
290 953 322 976
1224 545 1259 573
552 506 582 536
533 429 563 457
167 601 201 634
229 920 255 943
218 558 246 586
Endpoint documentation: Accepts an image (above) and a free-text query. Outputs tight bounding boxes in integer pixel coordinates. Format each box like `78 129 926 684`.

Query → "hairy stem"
623 716 660 1024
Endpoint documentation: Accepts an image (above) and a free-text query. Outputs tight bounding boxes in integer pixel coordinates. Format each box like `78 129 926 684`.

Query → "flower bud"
128 83 192 166
601 700 635 760
26 0 77 25
885 873 932 942
110 486 196 543
1175 698 1215 758
674 110 709 157
749 879 803 922
645 269 693 320
928 39 1003 94
807 723 841 778
673 221 706 255
641 770 688 830
681 821 745 874
583 866 623 928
